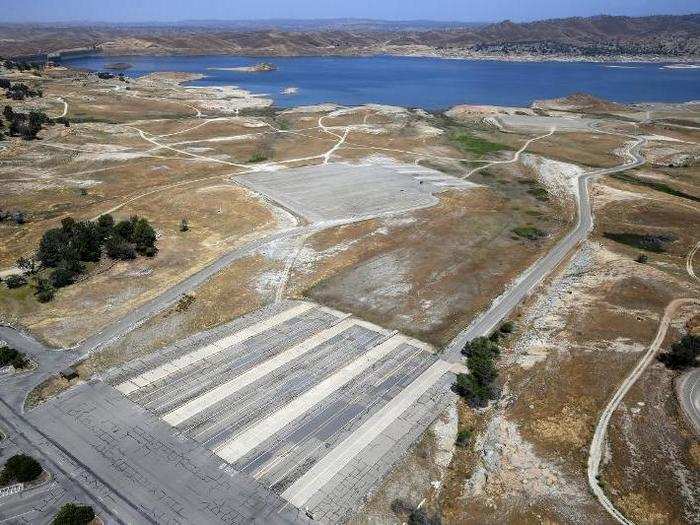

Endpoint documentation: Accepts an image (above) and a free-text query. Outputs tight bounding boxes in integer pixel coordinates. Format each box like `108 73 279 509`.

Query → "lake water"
61 55 700 109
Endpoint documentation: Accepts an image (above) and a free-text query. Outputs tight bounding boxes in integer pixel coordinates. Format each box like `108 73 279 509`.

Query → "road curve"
445 137 646 359
587 298 700 525
675 240 700 436
676 368 700 436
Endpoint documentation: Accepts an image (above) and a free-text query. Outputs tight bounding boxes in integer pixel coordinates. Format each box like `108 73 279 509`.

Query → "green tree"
658 334 699 370
1 454 42 483
34 277 55 303
132 218 157 255
105 235 135 260
37 228 69 267
52 503 95 525
96 214 114 240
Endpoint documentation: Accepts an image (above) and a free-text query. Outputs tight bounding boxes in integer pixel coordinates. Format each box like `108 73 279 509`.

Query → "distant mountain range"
1 14 698 61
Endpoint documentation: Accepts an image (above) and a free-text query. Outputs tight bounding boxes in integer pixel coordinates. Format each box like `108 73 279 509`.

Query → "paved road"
587 298 700 525
676 240 700 436
676 368 700 436
444 137 646 360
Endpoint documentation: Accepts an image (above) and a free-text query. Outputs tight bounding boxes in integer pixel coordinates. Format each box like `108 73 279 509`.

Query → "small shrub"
0 346 28 369
636 253 649 264
499 321 515 334
512 226 546 240
180 218 189 232
658 334 699 370
247 152 268 163
456 428 471 447
34 278 55 303
5 274 27 289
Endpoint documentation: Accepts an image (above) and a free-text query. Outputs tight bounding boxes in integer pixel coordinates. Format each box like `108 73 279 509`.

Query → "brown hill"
1 13 698 59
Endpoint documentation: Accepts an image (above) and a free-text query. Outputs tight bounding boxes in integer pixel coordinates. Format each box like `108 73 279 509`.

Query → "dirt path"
463 127 556 178
687 241 700 280
587 297 700 525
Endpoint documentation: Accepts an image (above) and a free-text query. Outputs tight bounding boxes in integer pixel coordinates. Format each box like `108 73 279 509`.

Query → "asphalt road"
444 137 646 360
677 362 700 436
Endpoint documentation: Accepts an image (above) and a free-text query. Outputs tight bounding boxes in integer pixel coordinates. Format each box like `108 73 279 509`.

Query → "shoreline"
53 50 700 66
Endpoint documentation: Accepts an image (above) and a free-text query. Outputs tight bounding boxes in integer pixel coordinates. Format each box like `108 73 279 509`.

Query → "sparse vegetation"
611 172 700 202
52 503 95 525
0 454 42 485
180 218 189 232
603 232 675 253
658 334 699 370
635 253 649 263
4 274 27 289
0 346 29 369
456 428 472 447
512 226 546 240
247 152 268 163
451 131 507 157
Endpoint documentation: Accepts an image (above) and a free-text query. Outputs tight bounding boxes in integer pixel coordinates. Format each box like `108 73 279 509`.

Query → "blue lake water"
61 55 700 109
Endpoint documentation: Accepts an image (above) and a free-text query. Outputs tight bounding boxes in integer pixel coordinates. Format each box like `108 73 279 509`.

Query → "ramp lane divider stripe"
214 333 407 464
114 302 315 396
162 315 355 426
281 359 452 508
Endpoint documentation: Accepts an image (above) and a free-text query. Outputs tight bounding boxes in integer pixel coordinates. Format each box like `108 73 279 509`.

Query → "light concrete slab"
162 316 355 426
214 334 408 464
281 359 451 507
114 302 315 395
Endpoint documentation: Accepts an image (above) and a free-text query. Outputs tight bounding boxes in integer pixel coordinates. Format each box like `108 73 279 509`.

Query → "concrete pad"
162 316 355 426
114 302 315 395
214 334 408 464
281 359 451 507
233 160 474 222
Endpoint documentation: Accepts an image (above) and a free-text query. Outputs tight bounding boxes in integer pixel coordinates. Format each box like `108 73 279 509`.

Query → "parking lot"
106 300 457 522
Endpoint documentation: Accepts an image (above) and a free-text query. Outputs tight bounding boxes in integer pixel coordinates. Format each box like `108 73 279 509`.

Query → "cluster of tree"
3 81 42 100
0 209 26 224
2 106 67 141
2 60 42 72
658 334 699 370
454 336 501 407
31 214 157 302
454 322 514 407
52 503 95 525
0 346 29 370
0 454 42 485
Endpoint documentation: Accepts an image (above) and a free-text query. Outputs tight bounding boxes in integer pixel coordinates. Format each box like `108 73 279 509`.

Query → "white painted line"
114 302 315 395
281 359 451 507
214 334 407 464
162 316 355 426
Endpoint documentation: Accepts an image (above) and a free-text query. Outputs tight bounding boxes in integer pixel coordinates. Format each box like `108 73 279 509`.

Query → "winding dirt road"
587 298 700 525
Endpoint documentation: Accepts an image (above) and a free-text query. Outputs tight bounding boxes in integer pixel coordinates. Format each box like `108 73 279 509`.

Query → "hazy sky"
2 0 697 23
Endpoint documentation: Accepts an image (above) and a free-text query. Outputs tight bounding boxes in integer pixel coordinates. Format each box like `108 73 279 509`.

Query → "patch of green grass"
456 428 472 447
611 173 700 203
512 226 546 240
451 131 508 157
603 232 675 253
247 152 268 163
